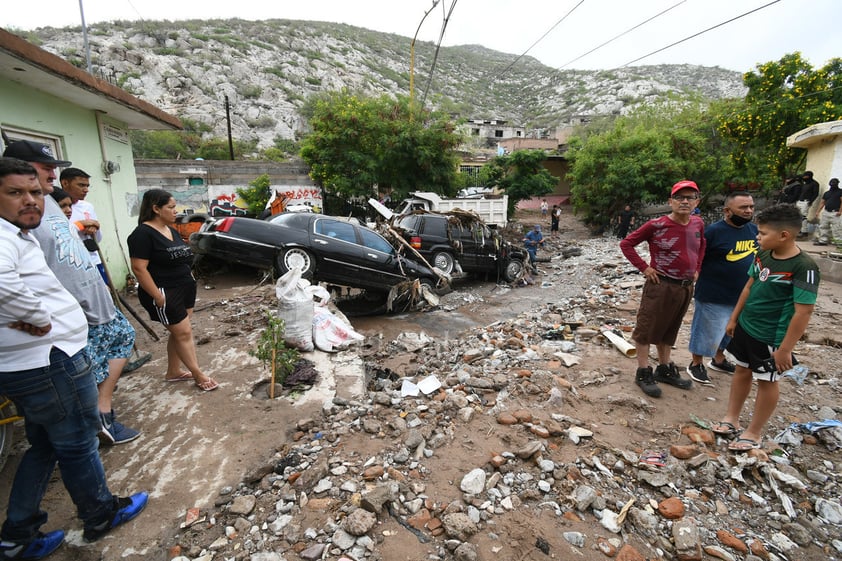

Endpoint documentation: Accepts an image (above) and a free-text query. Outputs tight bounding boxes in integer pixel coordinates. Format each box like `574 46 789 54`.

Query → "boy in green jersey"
712 205 820 452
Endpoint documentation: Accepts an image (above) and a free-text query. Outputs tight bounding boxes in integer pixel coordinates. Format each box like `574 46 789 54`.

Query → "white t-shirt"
70 199 102 265
0 218 87 371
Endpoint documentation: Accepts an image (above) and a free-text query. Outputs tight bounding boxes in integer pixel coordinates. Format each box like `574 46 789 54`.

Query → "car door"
311 218 363 282
357 227 408 290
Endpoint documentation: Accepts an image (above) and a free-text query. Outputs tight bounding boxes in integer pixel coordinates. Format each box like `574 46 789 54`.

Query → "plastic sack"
275 267 314 352
312 306 364 352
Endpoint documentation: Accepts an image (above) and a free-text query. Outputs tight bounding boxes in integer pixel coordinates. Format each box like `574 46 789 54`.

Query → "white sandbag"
275 267 315 351
313 306 365 352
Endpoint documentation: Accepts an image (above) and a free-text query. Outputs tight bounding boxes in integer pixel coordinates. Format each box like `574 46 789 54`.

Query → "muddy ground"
1 209 840 561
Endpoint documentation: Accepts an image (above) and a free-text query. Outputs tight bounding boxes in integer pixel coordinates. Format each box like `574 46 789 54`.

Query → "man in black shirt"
798 171 820 238
815 178 842 246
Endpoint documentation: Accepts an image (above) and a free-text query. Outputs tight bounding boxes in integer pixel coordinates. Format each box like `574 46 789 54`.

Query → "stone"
669 444 698 459
460 468 487 495
572 485 597 511
362 466 384 480
672 519 702 561
332 528 356 550
229 495 256 516
442 513 478 540
299 543 326 560
716 530 748 553
361 483 398 514
496 412 518 425
816 498 842 523
343 508 377 536
658 497 685 519
453 542 478 561
703 546 736 561
512 409 533 423
516 441 543 459
616 544 646 561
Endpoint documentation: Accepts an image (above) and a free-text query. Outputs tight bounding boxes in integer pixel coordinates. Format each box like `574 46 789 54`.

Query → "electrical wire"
559 0 686 69
620 0 782 67
421 0 458 106
494 0 585 80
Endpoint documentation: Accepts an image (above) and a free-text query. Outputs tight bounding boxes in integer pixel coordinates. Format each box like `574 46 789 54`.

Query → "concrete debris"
165 234 842 561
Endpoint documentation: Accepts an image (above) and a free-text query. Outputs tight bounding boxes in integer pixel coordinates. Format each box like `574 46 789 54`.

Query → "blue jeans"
0 348 116 541
688 299 732 357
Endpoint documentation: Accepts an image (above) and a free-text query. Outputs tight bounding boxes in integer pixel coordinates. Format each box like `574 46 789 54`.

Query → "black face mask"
729 214 752 227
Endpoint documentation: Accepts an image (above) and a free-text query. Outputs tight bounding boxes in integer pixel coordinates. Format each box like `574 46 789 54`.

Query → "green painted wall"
1 79 139 287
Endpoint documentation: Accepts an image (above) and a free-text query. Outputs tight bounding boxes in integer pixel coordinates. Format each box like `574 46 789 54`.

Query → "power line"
620 0 782 67
493 0 585 80
421 0 458 106
560 0 686 69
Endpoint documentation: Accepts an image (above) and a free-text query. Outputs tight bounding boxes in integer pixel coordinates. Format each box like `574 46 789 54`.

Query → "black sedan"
190 212 448 295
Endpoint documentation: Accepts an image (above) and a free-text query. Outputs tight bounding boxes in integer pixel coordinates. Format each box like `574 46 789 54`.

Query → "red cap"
671 180 699 197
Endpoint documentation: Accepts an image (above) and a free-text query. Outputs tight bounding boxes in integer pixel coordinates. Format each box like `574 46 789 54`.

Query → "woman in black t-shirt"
128 189 218 391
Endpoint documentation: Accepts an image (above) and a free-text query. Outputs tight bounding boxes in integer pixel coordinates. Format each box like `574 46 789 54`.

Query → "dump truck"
394 192 508 226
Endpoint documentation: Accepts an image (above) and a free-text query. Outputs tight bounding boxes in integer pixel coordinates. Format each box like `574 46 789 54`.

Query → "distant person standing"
814 178 842 246
540 199 549 220
797 171 820 238
620 180 705 397
550 204 560 235
686 192 757 386
616 205 635 238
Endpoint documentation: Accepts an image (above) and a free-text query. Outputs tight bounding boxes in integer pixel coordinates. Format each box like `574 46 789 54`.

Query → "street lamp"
410 1 440 104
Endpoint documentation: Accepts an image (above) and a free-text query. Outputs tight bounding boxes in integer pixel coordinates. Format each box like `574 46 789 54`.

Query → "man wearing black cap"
2 141 141 446
815 178 842 246
797 171 820 238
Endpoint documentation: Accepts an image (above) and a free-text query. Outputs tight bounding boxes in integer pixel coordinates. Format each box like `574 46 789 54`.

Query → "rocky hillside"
18 19 747 148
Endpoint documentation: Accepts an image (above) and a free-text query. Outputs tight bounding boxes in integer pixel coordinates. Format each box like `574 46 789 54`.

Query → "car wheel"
503 258 524 282
276 247 315 279
432 251 455 274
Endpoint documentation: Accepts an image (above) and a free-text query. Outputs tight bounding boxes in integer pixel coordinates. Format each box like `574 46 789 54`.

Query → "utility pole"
225 95 234 160
78 0 93 74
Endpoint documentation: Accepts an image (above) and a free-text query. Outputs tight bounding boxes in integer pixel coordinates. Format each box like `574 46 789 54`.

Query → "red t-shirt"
620 214 706 280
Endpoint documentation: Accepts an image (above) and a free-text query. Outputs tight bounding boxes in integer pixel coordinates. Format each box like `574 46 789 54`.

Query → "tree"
718 53 842 185
567 101 725 229
299 91 462 199
236 174 272 216
484 150 558 217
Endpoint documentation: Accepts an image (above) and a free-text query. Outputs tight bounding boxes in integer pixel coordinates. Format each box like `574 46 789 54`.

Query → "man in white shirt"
60 167 106 283
0 157 147 558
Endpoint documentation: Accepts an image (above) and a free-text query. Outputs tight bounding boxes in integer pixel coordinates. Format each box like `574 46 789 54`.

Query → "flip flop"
196 378 219 392
164 371 193 382
711 421 741 438
728 437 761 452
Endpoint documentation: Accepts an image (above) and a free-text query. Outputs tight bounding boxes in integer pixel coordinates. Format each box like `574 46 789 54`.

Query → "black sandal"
711 421 741 438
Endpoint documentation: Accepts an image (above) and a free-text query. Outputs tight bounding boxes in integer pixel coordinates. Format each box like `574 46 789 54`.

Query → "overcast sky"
2 0 839 72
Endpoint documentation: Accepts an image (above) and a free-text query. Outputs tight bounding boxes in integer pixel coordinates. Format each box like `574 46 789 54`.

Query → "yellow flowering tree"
718 53 842 185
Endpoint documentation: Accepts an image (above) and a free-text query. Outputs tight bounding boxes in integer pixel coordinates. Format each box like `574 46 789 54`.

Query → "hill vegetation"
16 18 746 150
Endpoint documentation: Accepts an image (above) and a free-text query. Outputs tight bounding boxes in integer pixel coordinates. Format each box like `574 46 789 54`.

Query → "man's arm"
725 277 754 336
0 246 52 333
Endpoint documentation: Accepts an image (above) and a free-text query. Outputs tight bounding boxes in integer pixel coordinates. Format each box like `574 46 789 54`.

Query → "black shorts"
138 282 196 325
726 322 796 382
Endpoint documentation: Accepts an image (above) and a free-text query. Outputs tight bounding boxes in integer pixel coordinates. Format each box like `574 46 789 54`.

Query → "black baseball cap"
2 140 71 167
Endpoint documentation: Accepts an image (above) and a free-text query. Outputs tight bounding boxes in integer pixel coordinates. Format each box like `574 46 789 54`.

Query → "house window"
494 130 503 138
188 177 205 186
516 131 522 137
0 128 67 166
472 129 480 136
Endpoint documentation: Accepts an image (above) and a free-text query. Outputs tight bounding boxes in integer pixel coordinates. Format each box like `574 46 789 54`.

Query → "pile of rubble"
170 235 842 561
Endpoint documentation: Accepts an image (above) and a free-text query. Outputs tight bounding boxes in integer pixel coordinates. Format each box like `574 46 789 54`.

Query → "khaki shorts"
632 277 693 346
